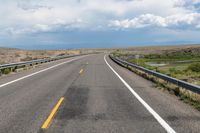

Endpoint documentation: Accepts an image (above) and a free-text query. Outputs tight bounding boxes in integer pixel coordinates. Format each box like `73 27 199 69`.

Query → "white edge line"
104 55 176 133
0 55 87 88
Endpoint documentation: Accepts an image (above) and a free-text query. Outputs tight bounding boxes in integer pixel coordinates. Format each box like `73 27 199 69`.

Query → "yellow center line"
41 97 64 129
79 69 84 74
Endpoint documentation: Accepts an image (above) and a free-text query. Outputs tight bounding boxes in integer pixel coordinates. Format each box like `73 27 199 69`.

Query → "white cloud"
0 0 200 35
110 13 200 29
110 14 167 28
34 24 51 32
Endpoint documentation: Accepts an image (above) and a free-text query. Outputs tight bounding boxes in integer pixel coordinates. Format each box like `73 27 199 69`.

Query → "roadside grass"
126 66 200 111
0 64 39 76
193 81 200 86
180 95 200 111
144 52 200 61
113 52 200 111
126 58 200 86
2 68 11 75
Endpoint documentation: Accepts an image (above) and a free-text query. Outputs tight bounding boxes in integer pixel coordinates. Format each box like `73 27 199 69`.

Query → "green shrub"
2 68 11 74
188 63 200 72
169 67 177 73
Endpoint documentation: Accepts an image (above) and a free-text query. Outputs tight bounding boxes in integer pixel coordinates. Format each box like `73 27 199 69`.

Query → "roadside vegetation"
114 51 200 86
0 47 103 76
2 68 11 75
112 47 200 111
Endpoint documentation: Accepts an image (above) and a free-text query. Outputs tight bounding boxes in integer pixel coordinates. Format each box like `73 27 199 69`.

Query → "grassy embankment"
113 51 200 110
124 52 200 86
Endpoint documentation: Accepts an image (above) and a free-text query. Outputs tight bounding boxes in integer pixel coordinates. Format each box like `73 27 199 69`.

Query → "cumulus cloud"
0 0 200 35
110 13 200 29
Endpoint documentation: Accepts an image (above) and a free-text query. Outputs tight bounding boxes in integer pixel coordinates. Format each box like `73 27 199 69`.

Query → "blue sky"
0 0 200 49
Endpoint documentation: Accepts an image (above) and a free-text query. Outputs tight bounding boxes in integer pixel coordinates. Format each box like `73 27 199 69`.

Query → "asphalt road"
0 54 200 133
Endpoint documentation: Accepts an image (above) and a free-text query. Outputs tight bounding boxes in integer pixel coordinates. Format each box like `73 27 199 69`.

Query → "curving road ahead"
0 54 199 133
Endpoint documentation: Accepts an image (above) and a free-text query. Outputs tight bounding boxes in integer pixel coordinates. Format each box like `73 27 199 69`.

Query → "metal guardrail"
0 54 86 70
109 55 200 94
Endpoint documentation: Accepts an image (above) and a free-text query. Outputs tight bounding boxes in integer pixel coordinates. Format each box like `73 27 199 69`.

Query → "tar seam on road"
104 55 176 133
41 97 64 129
0 55 87 88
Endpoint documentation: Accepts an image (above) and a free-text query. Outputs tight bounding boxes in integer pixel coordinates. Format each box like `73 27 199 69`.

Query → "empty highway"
0 54 200 133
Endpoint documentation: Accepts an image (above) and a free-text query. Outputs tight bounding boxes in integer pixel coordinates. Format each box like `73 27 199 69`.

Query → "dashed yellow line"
79 69 84 74
41 97 64 129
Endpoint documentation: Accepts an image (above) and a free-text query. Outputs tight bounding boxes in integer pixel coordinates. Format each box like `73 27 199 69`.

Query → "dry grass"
114 44 200 55
0 48 104 64
0 47 111 64
126 65 200 111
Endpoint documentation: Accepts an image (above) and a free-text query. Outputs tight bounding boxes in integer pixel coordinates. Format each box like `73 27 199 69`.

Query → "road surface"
0 54 199 133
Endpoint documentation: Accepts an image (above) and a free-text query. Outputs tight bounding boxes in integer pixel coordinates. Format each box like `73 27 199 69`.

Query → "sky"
1 0 200 49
